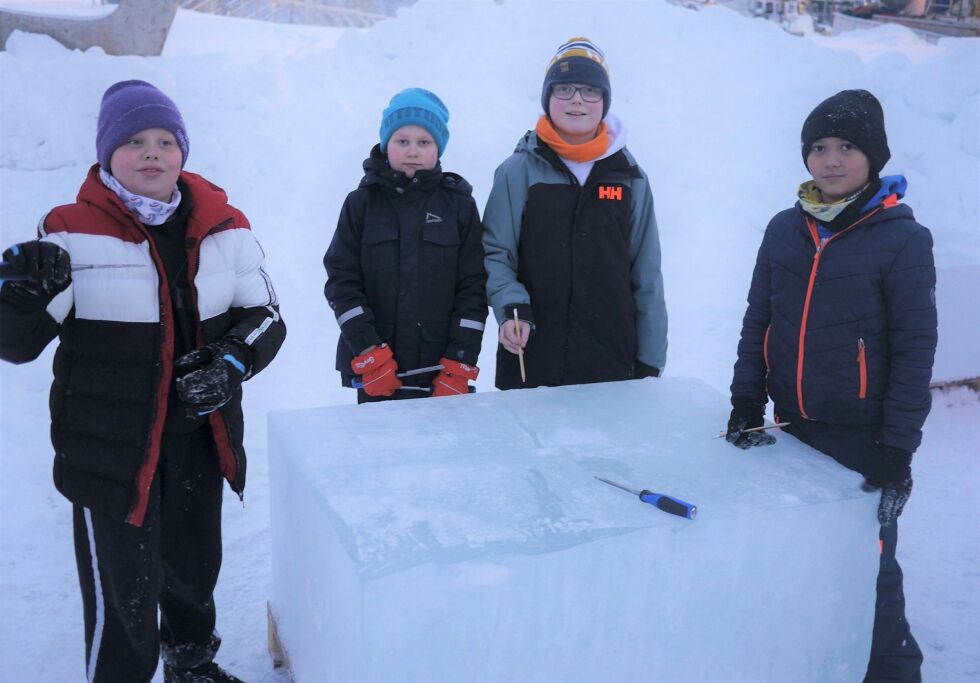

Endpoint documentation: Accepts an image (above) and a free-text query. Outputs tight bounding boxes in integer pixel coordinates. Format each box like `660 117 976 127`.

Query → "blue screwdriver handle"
639 490 698 520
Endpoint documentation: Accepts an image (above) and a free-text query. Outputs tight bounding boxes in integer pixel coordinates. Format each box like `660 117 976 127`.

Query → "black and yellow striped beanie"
541 37 611 119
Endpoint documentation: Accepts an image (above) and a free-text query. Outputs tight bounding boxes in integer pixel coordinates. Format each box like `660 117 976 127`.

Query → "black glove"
861 443 913 527
174 339 251 417
634 359 661 379
725 397 776 449
1 241 72 307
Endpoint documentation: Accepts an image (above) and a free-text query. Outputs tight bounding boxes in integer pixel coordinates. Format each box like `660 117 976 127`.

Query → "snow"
269 378 880 681
0 1 977 681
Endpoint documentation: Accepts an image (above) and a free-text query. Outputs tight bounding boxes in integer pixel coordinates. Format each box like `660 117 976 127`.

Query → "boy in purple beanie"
727 89 935 682
0 80 286 683
324 87 487 402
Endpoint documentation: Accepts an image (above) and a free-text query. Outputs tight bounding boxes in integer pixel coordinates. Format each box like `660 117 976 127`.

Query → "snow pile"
0 2 977 681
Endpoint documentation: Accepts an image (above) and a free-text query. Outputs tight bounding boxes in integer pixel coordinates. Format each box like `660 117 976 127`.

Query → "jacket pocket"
421 222 460 266
856 338 867 399
362 222 399 270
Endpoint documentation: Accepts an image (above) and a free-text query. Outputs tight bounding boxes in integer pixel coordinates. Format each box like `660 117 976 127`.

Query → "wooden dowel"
514 308 526 383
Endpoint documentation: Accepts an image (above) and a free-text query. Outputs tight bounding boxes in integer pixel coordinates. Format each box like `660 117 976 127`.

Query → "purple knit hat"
96 80 189 172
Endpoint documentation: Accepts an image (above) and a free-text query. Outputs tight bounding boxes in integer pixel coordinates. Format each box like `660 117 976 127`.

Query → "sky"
0 1 977 681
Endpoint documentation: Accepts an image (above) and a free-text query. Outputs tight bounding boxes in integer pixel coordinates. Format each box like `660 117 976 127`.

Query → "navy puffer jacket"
731 177 937 453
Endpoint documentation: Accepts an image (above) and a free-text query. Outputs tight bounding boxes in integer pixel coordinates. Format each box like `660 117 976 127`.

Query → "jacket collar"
359 144 444 195
79 164 237 239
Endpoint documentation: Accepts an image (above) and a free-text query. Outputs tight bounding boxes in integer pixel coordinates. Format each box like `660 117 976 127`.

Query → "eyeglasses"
551 84 604 103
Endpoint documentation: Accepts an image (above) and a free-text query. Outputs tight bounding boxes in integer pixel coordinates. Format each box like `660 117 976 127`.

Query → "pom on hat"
379 88 450 157
800 89 890 176
541 37 611 119
96 80 189 173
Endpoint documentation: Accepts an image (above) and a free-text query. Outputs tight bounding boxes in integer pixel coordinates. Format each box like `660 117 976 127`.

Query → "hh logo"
598 185 623 201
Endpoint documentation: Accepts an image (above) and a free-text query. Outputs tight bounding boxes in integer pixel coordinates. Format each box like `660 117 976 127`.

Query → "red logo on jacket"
598 185 623 201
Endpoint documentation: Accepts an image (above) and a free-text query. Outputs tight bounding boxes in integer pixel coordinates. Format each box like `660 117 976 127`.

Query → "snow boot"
163 661 245 683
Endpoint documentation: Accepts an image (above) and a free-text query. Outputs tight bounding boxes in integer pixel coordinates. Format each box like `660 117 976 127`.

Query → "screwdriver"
595 476 698 520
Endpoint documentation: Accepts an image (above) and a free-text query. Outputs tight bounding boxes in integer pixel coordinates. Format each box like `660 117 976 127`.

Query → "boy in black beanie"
727 89 936 681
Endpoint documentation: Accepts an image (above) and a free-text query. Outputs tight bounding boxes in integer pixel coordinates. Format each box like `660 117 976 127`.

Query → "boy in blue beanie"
324 88 487 401
727 89 936 682
0 80 285 682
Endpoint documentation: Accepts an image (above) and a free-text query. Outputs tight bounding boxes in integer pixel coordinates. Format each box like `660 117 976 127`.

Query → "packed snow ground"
0 1 977 681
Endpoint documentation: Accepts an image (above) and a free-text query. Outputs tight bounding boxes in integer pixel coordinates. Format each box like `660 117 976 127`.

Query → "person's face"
548 83 604 145
385 125 438 178
806 136 871 203
108 128 182 202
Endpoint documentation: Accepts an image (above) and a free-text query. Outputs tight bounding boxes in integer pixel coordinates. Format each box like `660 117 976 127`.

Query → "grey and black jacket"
323 145 488 389
483 131 667 389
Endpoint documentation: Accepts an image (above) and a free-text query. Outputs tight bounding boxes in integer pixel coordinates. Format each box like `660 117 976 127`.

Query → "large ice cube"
269 378 879 682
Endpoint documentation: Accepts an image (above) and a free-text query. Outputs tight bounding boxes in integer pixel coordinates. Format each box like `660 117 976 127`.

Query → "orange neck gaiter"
535 115 609 163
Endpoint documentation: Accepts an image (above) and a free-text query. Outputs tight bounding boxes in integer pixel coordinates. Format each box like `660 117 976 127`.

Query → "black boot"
163 661 245 683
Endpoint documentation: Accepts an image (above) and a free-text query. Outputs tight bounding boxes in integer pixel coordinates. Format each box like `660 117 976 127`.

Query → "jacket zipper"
857 338 867 399
797 205 886 418
126 218 176 526
763 325 771 372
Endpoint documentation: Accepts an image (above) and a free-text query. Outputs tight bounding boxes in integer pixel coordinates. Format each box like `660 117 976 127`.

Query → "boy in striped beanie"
482 37 668 390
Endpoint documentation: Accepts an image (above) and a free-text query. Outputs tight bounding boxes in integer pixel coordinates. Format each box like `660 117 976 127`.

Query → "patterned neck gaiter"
99 168 181 226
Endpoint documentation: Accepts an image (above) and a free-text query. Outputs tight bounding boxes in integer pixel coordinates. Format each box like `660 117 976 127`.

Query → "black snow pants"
73 426 225 683
778 413 924 683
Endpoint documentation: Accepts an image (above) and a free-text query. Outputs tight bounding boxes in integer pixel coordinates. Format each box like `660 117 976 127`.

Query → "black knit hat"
541 37 611 119
801 89 890 176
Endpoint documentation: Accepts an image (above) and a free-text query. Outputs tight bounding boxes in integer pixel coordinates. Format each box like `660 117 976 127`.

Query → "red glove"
432 359 479 397
350 344 402 397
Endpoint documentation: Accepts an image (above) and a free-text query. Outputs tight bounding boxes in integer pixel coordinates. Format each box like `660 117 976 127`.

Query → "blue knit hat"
96 80 189 173
379 88 450 157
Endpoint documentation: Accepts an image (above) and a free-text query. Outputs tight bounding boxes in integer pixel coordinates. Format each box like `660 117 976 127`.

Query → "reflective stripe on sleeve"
459 318 485 331
337 306 365 326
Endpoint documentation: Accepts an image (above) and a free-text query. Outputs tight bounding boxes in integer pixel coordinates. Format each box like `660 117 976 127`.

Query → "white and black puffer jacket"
0 166 286 526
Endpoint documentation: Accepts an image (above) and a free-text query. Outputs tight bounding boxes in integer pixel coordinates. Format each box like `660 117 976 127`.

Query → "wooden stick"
514 308 526 383
716 422 790 438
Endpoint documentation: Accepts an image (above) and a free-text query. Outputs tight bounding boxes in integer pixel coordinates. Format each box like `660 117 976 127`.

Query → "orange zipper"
857 338 867 399
797 205 887 418
763 325 771 371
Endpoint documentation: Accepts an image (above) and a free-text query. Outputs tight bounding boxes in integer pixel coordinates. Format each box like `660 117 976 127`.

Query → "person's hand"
634 360 661 379
351 343 401 397
498 319 530 355
725 397 776 449
432 359 479 397
861 443 913 527
1 241 72 304
175 339 251 416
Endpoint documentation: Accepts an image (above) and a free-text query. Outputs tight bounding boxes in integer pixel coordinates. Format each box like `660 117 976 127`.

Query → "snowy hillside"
0 1 977 681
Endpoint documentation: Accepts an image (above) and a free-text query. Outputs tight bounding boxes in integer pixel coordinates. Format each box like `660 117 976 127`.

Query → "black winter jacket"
730 177 937 453
0 166 286 526
323 146 488 389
